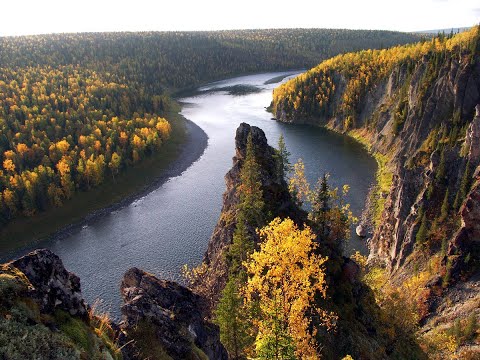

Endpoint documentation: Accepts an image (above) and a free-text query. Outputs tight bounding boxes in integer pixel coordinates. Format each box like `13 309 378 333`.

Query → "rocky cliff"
193 122 303 306
272 27 480 358
0 249 226 360
273 28 480 271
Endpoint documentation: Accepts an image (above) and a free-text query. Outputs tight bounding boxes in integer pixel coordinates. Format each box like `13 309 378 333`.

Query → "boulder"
10 248 88 318
120 267 227 360
356 224 367 237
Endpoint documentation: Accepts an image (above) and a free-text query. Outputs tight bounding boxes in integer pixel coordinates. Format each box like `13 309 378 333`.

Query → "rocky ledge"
7 248 88 319
120 267 227 360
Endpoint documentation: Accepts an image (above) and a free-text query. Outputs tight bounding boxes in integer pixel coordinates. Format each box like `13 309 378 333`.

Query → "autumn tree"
288 159 310 206
108 152 121 182
244 217 336 359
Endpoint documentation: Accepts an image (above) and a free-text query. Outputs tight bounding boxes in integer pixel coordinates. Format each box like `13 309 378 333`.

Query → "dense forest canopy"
272 27 479 129
0 28 422 227
0 29 422 91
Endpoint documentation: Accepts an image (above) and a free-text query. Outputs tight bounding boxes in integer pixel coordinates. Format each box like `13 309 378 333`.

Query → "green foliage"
447 313 478 344
238 132 264 227
392 96 408 136
54 310 93 354
255 302 297 360
214 276 253 359
129 320 173 360
415 214 428 246
309 174 332 239
435 148 446 184
274 134 292 183
438 189 450 224
453 160 472 211
443 258 452 287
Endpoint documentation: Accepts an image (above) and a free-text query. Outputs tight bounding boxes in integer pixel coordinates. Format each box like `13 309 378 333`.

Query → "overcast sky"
0 0 478 36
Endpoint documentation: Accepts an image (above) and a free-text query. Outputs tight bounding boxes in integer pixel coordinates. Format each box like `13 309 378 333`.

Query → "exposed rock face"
449 166 480 271
366 60 480 272
197 122 304 306
120 267 227 360
10 248 88 318
465 106 480 163
276 50 480 272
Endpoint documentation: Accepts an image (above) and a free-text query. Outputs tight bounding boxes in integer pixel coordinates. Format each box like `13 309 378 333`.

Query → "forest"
0 29 421 228
0 29 421 92
272 27 479 129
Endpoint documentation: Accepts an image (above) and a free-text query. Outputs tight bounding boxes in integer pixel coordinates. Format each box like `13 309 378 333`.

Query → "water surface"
9 72 376 317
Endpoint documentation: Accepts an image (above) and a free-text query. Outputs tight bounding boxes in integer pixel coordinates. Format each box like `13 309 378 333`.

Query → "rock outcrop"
10 248 88 319
0 249 117 359
196 122 304 306
120 267 227 360
449 166 480 270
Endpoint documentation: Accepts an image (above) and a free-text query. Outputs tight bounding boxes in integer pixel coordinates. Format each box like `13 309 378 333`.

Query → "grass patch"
131 320 173 360
0 110 188 255
348 129 393 227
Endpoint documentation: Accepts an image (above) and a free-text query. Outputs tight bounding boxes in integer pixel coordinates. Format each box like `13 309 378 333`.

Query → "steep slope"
192 123 425 359
191 123 303 305
272 26 480 358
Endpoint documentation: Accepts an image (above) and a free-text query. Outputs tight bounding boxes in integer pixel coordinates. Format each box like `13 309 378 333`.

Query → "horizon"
1 0 478 37
0 26 475 39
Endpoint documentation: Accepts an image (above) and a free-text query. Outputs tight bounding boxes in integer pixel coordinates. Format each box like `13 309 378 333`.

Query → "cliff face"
195 122 303 305
273 33 480 274
272 29 480 357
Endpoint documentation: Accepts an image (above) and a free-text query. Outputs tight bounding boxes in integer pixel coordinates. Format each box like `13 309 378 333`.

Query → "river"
9 72 377 318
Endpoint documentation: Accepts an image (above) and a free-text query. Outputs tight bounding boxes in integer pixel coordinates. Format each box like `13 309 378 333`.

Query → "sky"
0 0 478 37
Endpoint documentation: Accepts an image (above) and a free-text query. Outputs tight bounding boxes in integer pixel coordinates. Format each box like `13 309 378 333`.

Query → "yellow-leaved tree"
244 217 336 359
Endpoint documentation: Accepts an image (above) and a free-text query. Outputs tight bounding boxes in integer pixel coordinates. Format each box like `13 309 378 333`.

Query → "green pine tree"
238 132 264 227
416 214 428 246
438 189 450 223
255 293 296 360
228 212 254 277
435 148 446 184
215 276 253 359
274 134 292 183
308 174 331 240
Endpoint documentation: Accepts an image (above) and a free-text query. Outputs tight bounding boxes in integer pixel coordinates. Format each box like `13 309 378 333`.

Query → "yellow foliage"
3 159 15 172
288 159 310 205
244 217 336 358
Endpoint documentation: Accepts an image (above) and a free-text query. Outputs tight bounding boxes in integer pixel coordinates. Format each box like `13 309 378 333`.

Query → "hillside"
272 26 480 358
1 124 427 359
0 29 421 92
0 29 421 248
